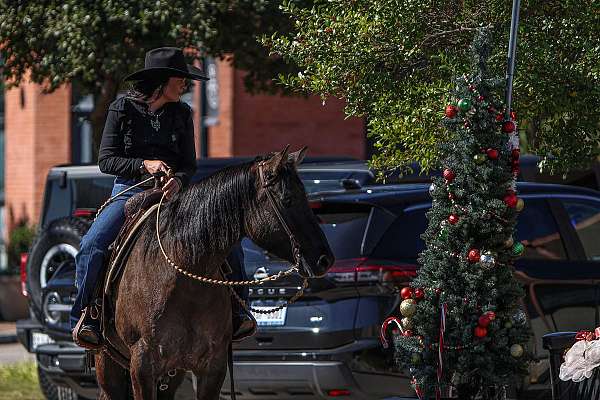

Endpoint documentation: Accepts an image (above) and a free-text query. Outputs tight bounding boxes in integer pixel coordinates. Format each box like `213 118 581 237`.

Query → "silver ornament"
429 183 436 197
510 343 524 358
479 251 496 268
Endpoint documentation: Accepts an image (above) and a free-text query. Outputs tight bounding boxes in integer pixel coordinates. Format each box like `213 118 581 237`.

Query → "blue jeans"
70 178 143 329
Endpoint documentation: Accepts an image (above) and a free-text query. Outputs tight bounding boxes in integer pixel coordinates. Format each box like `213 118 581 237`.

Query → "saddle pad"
101 203 160 366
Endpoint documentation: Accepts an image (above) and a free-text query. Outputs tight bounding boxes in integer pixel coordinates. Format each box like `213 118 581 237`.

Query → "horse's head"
248 146 334 278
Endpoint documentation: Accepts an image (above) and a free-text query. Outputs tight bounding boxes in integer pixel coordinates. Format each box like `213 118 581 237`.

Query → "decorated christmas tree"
382 31 530 399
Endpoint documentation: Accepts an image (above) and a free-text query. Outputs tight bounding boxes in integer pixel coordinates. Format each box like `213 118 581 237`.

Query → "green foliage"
0 362 44 400
6 220 36 275
266 0 600 175
0 1 301 152
0 1 293 92
392 31 530 398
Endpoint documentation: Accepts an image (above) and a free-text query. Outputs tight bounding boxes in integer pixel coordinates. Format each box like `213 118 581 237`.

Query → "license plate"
250 302 287 327
31 332 54 351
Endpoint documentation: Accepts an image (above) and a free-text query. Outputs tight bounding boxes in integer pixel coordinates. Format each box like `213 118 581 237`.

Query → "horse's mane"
139 157 268 268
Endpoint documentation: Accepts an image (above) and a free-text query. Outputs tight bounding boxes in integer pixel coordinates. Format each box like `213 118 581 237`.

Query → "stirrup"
73 302 103 350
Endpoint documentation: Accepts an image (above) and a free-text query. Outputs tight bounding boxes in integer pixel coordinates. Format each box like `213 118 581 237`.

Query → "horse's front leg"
130 338 158 400
194 351 228 400
95 351 130 400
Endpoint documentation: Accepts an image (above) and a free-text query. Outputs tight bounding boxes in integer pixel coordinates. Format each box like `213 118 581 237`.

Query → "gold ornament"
504 236 514 248
510 343 524 358
401 317 414 330
400 299 417 317
515 198 525 212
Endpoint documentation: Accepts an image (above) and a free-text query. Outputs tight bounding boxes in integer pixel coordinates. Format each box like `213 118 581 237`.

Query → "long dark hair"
126 74 170 102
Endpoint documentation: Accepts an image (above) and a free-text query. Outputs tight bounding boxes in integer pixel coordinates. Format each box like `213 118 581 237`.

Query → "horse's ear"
289 146 308 167
271 144 290 171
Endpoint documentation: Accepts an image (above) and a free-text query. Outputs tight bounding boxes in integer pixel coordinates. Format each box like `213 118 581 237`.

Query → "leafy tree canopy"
0 0 298 150
265 0 600 175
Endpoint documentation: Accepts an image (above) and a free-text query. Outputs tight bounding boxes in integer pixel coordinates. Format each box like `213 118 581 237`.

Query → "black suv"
18 158 600 399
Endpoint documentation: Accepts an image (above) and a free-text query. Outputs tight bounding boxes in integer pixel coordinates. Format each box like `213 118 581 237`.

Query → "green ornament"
474 154 487 164
512 242 525 257
504 321 513 329
411 353 422 364
458 98 472 111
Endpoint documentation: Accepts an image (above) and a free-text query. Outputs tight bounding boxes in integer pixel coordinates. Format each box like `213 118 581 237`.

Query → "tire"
37 365 59 400
26 217 90 323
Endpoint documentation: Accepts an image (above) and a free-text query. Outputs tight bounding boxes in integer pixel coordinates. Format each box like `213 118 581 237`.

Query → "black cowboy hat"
124 47 209 81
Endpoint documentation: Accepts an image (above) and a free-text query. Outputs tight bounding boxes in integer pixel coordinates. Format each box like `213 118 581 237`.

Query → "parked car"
17 157 600 399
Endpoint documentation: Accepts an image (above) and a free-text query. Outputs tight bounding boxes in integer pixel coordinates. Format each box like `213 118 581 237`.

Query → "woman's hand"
162 177 182 200
143 160 170 175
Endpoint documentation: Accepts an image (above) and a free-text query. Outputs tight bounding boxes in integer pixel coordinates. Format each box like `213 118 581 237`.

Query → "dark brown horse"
95 147 334 400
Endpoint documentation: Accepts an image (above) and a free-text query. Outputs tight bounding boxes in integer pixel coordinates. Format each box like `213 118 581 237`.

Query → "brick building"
2 60 365 233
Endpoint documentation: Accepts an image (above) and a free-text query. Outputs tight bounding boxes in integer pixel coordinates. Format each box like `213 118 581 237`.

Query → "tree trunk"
89 77 120 161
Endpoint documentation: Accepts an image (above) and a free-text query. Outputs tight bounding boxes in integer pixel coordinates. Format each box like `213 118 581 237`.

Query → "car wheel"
26 217 90 323
37 365 59 400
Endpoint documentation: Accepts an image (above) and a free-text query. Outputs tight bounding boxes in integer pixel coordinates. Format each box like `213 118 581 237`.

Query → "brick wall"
5 81 71 230
209 60 365 158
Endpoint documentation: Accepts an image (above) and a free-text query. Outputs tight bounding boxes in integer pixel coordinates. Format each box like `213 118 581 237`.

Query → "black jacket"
98 97 197 187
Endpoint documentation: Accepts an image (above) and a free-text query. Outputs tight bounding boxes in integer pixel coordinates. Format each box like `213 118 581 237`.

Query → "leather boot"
72 300 103 350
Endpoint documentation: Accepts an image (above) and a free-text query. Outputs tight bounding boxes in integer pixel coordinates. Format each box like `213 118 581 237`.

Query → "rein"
153 160 309 313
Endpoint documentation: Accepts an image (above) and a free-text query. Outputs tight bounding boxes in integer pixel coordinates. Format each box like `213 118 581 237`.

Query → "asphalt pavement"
0 321 34 365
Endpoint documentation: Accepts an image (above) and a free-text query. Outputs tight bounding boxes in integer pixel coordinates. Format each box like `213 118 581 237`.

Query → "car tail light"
327 258 417 285
309 201 322 209
20 252 29 297
73 208 96 218
327 389 351 397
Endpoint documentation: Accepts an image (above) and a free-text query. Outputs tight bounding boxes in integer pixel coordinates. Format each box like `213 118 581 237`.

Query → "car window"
241 203 371 263
371 208 428 261
72 177 114 210
561 200 600 261
515 198 566 260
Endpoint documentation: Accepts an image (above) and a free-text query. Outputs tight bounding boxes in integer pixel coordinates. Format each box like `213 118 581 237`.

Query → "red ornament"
485 311 496 321
478 315 491 327
400 287 413 300
486 148 499 160
510 111 517 120
504 193 518 208
512 165 521 175
434 288 442 296
414 288 425 299
403 330 413 337
474 326 488 338
468 249 480 263
445 105 458 118
464 121 470 128
443 168 456 182
448 193 456 201
468 84 475 92
448 214 459 225
477 95 484 102
502 121 516 133
511 149 520 160
495 114 503 122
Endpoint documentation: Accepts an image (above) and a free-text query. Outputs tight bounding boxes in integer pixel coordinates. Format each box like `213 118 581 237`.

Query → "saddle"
76 188 164 364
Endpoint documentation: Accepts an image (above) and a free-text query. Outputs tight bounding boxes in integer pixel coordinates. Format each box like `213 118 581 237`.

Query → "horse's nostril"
317 255 332 269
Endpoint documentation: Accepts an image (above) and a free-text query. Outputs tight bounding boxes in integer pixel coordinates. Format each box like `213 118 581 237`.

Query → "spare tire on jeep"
26 217 90 323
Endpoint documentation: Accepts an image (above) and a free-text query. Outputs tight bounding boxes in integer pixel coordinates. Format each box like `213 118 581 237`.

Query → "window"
372 208 428 261
515 198 566 260
562 200 600 261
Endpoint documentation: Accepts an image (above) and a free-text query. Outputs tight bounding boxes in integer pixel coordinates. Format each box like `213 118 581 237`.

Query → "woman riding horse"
71 47 255 348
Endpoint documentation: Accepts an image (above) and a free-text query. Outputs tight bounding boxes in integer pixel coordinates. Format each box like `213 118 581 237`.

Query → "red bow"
576 327 600 341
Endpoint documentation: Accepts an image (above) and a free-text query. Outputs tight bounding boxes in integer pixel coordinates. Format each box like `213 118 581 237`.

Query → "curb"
0 333 17 344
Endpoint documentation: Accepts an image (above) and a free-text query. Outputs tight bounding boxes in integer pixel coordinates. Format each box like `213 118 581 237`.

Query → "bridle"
256 160 314 278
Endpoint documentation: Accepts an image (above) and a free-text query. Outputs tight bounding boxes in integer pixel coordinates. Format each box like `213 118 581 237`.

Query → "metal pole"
505 0 521 120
